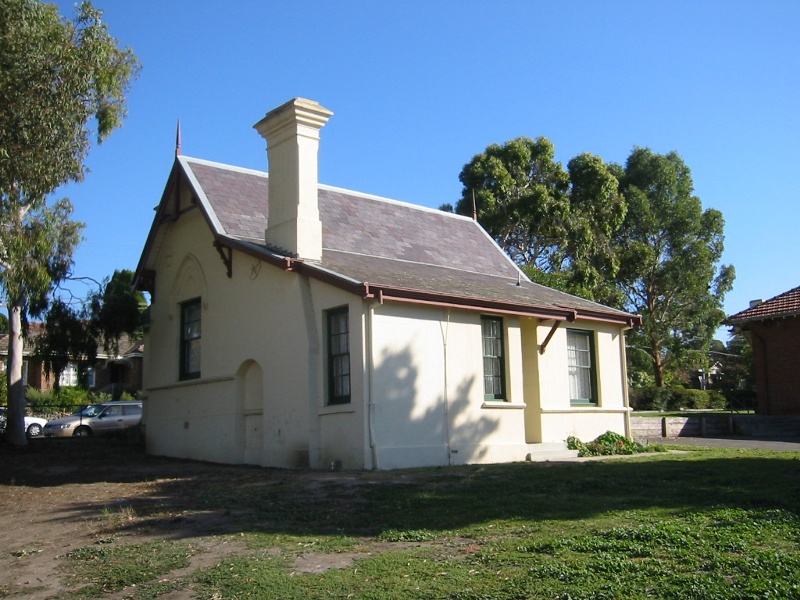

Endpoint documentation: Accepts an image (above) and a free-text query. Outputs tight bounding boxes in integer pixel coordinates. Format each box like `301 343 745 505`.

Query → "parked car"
43 401 142 438
0 406 48 438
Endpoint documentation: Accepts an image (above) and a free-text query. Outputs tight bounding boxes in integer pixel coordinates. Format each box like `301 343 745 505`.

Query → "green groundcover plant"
567 430 666 457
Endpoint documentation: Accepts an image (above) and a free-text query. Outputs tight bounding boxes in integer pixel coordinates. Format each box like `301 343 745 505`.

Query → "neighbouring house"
134 98 641 470
725 286 800 415
0 325 143 398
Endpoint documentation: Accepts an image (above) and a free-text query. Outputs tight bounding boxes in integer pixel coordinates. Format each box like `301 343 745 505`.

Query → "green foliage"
377 528 440 542
0 0 138 444
457 140 734 384
456 137 626 306
629 386 729 411
35 298 97 389
0 0 139 202
567 431 663 456
25 386 103 414
88 269 146 352
617 148 735 386
35 269 145 386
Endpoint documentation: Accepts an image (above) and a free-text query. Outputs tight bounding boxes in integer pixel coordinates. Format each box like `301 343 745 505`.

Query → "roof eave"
725 311 800 327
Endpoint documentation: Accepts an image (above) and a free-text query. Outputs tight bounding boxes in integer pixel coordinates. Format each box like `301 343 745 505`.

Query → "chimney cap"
749 299 763 309
253 98 333 139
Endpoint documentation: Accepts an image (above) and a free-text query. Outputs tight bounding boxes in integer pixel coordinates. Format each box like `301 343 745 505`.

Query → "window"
124 404 142 417
59 362 79 387
327 307 350 404
567 329 597 405
180 299 201 380
482 316 506 400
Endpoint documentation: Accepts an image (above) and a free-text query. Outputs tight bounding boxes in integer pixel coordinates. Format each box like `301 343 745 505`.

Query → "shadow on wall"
370 345 500 467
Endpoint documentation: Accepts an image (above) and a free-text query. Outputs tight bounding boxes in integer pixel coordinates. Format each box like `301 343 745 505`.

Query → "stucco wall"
142 211 630 469
367 303 531 469
521 318 629 444
142 210 367 468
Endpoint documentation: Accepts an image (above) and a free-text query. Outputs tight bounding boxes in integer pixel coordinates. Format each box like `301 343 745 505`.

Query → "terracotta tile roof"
143 156 638 325
726 286 800 324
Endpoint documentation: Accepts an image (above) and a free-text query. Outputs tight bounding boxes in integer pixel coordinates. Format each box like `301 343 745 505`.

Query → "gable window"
567 329 597 405
327 307 350 405
482 316 506 401
180 298 201 380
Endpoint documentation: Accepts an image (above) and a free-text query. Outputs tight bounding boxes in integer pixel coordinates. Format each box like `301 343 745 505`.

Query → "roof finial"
472 189 477 221
175 119 182 157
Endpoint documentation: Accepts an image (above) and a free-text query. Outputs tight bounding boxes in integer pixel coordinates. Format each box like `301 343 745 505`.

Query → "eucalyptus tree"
455 137 626 305
0 0 138 444
616 148 734 387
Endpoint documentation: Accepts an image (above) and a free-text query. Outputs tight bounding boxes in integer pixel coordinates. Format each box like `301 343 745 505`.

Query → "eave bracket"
539 320 562 355
214 241 233 278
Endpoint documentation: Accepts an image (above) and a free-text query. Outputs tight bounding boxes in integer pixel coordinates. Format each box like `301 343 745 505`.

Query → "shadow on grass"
2 436 799 541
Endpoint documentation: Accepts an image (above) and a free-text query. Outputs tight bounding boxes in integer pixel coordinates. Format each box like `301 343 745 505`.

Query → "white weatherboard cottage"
135 98 641 470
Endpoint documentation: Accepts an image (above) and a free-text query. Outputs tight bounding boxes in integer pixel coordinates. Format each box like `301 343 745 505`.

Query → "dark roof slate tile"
182 157 636 323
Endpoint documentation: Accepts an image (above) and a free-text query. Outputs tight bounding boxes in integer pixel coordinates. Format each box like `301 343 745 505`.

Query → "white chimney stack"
253 98 333 261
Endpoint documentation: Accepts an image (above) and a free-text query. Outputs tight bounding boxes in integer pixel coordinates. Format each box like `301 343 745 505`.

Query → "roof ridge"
181 155 269 178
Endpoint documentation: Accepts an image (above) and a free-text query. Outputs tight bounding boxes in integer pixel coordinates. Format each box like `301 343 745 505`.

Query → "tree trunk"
5 303 29 446
651 339 665 388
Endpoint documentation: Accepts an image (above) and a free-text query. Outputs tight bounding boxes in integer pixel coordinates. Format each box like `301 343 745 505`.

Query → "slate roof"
137 156 639 326
726 286 800 325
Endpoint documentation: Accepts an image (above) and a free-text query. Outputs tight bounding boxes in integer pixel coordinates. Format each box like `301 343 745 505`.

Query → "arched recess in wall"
168 253 208 318
237 359 264 464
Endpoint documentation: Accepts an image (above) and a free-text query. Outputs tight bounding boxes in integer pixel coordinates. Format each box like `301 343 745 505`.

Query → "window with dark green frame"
327 307 350 405
481 316 506 401
180 298 201 380
567 329 597 405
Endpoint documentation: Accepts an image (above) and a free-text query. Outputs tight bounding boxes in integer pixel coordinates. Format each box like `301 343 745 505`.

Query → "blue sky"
45 0 799 336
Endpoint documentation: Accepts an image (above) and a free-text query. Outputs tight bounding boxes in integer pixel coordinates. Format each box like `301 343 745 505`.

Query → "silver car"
43 401 142 438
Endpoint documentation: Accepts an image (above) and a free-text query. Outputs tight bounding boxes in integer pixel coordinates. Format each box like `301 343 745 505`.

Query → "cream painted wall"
142 209 631 470
523 319 629 444
367 303 531 469
142 209 367 469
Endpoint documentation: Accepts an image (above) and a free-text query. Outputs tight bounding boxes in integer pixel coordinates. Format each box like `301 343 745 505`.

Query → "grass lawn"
61 446 800 599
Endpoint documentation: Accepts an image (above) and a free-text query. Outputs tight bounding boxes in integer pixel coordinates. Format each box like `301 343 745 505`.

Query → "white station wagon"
43 401 142 438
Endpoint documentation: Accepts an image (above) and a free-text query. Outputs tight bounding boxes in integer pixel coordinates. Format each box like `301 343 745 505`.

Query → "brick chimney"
253 98 333 260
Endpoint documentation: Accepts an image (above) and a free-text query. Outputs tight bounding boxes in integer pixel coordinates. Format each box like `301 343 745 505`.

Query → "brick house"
725 286 800 415
0 325 143 397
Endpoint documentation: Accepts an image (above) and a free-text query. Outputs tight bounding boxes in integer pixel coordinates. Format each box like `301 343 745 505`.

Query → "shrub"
629 387 672 411
630 386 730 411
567 431 665 457
25 387 113 417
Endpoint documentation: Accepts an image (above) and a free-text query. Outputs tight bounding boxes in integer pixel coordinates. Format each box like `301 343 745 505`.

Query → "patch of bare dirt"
0 436 389 599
